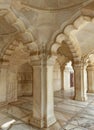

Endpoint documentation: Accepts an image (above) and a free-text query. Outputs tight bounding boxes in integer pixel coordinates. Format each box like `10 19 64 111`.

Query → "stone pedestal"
30 59 56 128
87 64 94 93
74 63 87 101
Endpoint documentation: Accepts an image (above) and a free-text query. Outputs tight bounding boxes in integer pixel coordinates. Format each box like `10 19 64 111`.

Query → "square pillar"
0 67 8 102
60 66 65 90
73 63 87 101
64 67 71 90
87 64 94 93
44 65 56 127
30 59 56 128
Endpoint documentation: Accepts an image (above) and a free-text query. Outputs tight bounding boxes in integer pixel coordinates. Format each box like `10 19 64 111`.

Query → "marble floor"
0 88 94 130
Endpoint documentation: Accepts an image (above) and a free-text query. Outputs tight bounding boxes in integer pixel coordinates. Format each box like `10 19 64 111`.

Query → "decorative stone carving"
30 117 44 128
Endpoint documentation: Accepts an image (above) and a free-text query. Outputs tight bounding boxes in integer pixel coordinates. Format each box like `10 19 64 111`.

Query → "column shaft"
0 68 7 102
60 66 65 90
30 59 56 128
87 64 94 93
74 63 87 101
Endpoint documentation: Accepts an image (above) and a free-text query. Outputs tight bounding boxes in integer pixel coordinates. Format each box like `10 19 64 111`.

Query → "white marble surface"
0 89 94 130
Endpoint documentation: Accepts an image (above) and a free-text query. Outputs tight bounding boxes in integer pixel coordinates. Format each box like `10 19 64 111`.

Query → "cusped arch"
0 9 38 65
63 15 92 62
51 33 81 62
51 15 93 63
4 10 34 43
1 40 38 65
82 50 94 65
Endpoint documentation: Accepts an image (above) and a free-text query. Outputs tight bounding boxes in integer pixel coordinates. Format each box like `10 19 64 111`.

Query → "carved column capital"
60 64 65 71
87 63 94 71
73 61 85 70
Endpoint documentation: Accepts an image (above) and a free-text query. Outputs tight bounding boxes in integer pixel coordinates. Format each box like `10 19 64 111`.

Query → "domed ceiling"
10 0 91 45
19 0 89 10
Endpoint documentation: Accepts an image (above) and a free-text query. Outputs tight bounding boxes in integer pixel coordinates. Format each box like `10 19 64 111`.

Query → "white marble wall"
0 68 17 103
17 63 33 97
7 70 17 103
17 72 33 96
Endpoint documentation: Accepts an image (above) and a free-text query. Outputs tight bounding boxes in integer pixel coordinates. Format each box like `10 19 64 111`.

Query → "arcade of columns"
0 1 94 129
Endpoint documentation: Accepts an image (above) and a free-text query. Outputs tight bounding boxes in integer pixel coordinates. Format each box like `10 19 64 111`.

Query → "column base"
30 117 44 128
74 95 87 101
44 116 56 127
30 116 56 128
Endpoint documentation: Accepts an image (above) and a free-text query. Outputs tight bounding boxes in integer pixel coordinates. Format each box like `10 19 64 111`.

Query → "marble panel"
70 116 94 129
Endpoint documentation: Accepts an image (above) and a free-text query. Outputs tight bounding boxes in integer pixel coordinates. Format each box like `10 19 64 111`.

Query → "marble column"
87 64 94 93
30 59 56 128
60 66 65 90
0 67 8 102
73 63 87 101
45 65 56 127
64 66 71 90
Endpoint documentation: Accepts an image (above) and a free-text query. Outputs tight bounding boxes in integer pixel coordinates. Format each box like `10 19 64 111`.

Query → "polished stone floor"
0 88 94 130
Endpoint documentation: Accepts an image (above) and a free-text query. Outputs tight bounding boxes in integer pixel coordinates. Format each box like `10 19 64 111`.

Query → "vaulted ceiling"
14 0 88 10
0 0 94 67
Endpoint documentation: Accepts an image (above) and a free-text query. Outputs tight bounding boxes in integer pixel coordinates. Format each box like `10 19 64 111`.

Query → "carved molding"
30 115 56 128
52 15 94 63
30 117 44 128
44 116 56 127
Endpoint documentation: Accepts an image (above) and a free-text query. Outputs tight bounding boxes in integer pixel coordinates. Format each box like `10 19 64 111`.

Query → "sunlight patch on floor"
1 119 16 129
